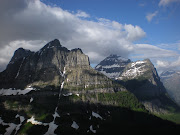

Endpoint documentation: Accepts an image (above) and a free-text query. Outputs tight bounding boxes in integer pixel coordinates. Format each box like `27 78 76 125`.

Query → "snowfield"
71 121 79 130
0 87 36 96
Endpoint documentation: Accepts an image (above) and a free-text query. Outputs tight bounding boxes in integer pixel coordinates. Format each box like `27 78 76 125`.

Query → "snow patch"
0 115 25 135
85 85 89 88
71 121 79 130
67 78 70 82
75 93 80 97
30 97 33 103
90 125 96 133
92 111 103 120
63 93 72 97
100 71 120 79
61 81 64 89
53 111 60 118
101 64 122 69
27 116 43 125
5 123 17 135
0 87 35 96
15 57 25 79
14 115 25 134
45 122 58 135
119 61 147 79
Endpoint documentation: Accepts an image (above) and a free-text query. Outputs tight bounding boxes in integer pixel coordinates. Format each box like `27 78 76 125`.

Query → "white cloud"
156 56 180 73
75 10 90 18
0 0 179 74
124 24 146 41
156 60 169 68
159 0 180 7
146 11 158 22
0 0 148 71
132 44 178 59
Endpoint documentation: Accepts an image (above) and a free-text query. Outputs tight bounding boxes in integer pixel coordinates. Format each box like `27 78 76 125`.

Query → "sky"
0 0 180 73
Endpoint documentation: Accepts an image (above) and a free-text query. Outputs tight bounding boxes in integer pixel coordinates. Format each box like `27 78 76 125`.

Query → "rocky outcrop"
95 54 131 79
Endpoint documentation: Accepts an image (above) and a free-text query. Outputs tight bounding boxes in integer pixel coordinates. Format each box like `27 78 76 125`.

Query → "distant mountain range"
95 54 131 79
0 39 180 134
95 55 178 114
160 70 180 106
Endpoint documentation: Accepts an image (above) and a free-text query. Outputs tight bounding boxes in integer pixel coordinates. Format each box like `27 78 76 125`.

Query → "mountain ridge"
0 39 180 134
0 39 114 91
95 54 131 79
160 70 180 106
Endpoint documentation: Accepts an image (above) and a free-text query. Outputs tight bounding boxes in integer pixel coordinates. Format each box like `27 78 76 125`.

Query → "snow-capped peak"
95 54 131 79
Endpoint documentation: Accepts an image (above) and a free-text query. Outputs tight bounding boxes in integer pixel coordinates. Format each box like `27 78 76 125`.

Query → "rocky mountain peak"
71 48 83 53
107 54 130 62
95 54 131 79
160 70 176 80
49 38 61 47
0 39 111 90
38 39 69 53
118 59 157 80
117 59 171 113
9 48 34 65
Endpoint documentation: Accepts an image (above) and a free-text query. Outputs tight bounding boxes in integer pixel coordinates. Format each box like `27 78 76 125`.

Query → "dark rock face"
95 54 131 79
118 59 166 98
117 59 177 113
0 39 112 90
160 70 180 106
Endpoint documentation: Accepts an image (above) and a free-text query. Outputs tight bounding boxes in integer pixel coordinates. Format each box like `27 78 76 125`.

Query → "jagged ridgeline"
95 54 131 79
0 39 180 135
0 39 118 91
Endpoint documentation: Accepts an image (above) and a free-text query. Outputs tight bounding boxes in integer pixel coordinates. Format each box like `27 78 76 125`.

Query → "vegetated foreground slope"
0 91 179 135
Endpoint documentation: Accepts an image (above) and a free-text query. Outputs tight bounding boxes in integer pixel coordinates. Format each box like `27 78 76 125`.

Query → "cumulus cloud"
159 0 180 7
0 0 147 71
146 11 158 22
0 0 178 73
132 44 178 59
124 24 146 41
156 56 180 73
75 10 90 18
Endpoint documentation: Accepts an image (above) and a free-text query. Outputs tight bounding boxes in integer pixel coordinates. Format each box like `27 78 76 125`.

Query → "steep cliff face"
117 59 177 113
118 59 165 98
0 39 113 90
95 54 131 79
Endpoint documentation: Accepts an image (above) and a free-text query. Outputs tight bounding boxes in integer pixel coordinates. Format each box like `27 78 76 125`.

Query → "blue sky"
40 0 180 71
0 0 180 73
42 0 180 45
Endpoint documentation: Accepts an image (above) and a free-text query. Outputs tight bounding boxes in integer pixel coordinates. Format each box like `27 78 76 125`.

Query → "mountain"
117 59 179 114
0 39 115 91
160 70 180 106
95 54 131 79
0 40 180 134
